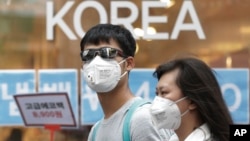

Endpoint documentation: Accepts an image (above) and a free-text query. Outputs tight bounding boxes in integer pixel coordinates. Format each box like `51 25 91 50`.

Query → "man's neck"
97 88 134 119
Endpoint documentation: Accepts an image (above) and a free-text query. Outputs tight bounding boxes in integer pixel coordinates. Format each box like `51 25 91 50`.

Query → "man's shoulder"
129 99 152 122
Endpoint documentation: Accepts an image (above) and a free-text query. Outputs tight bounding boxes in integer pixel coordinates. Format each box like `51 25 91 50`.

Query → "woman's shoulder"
185 123 213 141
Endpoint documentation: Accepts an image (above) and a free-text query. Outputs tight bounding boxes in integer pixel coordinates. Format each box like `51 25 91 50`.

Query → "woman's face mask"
150 96 188 130
82 56 127 93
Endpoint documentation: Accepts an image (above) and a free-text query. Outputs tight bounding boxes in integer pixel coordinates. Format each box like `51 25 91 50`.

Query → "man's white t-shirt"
87 97 172 141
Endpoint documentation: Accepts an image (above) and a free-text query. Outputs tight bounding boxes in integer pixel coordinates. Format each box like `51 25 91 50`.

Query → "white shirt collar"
169 123 212 141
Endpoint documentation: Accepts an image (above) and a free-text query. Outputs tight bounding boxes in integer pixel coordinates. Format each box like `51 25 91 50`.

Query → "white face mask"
82 56 127 93
150 96 188 130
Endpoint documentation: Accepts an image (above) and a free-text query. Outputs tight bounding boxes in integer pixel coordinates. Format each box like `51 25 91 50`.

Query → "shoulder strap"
122 99 151 141
92 120 101 141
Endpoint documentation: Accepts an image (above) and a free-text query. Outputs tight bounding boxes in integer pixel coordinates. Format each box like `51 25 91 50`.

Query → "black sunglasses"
80 47 126 61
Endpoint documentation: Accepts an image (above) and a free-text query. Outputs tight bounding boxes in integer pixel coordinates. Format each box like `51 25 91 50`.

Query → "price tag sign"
13 92 76 127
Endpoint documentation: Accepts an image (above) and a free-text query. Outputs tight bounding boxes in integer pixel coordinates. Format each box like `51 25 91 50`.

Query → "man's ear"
125 56 135 71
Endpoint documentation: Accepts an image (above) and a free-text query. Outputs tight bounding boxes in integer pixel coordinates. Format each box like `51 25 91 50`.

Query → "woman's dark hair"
80 24 136 57
153 56 233 141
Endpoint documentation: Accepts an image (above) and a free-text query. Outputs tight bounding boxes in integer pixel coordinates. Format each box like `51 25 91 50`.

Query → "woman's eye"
160 91 168 96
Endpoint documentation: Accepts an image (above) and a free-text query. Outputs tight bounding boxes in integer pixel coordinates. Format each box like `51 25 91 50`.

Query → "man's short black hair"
80 24 136 57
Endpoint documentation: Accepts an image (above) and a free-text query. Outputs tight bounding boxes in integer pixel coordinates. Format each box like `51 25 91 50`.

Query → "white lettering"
171 1 205 39
46 1 205 41
234 129 247 136
40 82 71 98
9 101 20 116
142 1 168 40
135 81 150 100
82 85 99 111
74 1 107 38
46 1 77 40
58 82 72 98
1 83 12 100
41 83 57 91
1 83 32 99
16 82 31 94
221 83 241 112
241 129 247 136
111 1 138 39
234 129 241 136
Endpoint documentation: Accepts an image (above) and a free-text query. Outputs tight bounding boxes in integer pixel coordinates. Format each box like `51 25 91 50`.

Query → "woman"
150 56 233 141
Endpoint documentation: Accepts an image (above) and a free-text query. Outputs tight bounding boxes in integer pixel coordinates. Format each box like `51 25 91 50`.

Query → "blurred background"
0 0 250 141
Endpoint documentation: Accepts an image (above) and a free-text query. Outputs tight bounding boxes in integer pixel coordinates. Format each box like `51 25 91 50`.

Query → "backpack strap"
92 120 101 141
122 99 151 141
91 99 150 141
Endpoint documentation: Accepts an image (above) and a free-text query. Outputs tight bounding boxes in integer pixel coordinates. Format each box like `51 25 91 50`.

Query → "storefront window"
0 0 249 141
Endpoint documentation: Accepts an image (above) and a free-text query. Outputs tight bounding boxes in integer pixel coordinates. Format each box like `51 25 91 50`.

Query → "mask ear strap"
118 59 127 65
175 96 187 103
180 109 189 117
176 96 189 117
117 59 128 81
118 71 127 80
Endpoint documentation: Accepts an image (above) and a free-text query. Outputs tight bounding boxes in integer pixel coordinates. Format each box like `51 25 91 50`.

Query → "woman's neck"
175 110 204 141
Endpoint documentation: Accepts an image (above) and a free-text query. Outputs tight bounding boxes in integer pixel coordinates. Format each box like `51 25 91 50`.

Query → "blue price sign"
129 69 158 100
0 70 35 125
38 69 79 125
0 68 248 126
81 68 249 125
215 69 249 124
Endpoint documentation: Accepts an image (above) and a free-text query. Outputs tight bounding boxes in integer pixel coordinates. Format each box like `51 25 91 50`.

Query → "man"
80 24 170 141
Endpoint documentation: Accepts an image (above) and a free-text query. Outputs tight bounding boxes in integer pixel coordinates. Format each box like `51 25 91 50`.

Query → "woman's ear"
125 56 135 71
188 100 197 110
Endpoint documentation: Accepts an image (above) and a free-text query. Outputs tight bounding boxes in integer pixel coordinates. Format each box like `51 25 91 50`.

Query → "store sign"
46 0 205 40
0 69 249 126
0 69 78 126
0 70 35 125
216 69 249 124
38 69 78 125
